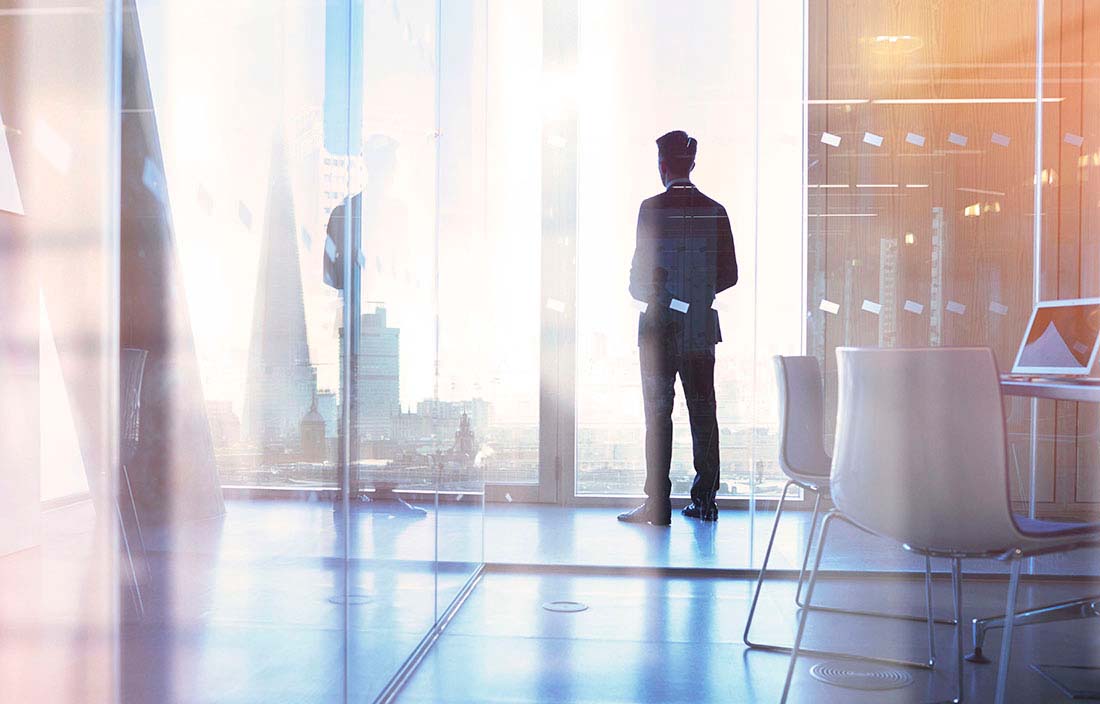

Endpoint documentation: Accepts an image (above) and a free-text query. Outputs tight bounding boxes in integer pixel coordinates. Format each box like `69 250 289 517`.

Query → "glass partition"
0 2 120 702
1036 0 1100 526
803 0 1099 578
572 1 804 502
125 1 361 700
118 0 487 701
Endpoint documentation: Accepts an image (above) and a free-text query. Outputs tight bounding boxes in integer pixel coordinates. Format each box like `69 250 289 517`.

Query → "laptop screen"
1012 299 1100 375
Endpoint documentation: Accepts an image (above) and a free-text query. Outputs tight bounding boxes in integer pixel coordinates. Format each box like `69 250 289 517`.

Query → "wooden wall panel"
805 0 1100 512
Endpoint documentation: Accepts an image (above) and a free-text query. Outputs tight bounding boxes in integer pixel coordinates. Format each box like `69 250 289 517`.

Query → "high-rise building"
242 138 318 449
342 307 400 444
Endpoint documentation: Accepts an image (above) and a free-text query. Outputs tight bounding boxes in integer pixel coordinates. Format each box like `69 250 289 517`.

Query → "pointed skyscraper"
243 136 318 449
119 0 223 523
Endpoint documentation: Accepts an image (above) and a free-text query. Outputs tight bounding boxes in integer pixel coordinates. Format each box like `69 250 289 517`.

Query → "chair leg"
743 480 794 647
925 555 937 668
793 492 821 607
952 557 964 704
752 509 940 670
994 558 1022 704
796 515 955 627
780 509 839 704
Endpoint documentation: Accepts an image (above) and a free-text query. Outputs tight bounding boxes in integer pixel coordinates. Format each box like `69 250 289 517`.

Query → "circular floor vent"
809 661 914 691
328 595 372 605
542 600 588 613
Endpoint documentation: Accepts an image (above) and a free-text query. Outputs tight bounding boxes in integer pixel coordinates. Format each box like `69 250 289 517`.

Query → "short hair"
656 130 697 171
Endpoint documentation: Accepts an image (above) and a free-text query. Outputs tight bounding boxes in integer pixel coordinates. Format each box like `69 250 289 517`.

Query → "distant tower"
341 306 400 445
242 137 318 449
451 412 476 463
300 397 327 461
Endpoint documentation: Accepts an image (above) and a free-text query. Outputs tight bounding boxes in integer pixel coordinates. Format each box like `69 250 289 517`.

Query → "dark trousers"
640 342 721 509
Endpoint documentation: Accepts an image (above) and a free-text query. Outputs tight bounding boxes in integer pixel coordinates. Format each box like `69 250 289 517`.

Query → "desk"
1001 377 1100 404
967 378 1100 663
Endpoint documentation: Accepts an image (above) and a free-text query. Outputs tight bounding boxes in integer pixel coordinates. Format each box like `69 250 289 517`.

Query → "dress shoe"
617 503 672 526
681 501 719 521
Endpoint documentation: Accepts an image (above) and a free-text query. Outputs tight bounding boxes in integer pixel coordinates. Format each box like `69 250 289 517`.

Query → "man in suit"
618 130 738 526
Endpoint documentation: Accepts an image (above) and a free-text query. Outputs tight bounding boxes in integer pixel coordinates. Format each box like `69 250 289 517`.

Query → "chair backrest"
774 355 831 479
120 348 149 465
831 347 1021 555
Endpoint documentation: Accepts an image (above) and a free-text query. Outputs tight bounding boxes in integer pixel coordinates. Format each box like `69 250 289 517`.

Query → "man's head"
656 130 697 187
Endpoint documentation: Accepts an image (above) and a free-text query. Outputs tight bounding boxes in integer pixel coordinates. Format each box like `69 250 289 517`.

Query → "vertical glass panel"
750 0 808 563
805 0 1037 572
435 0 488 617
481 0 545 486
126 1 356 700
574 1 759 499
1036 1 1100 548
353 0 439 698
0 3 119 702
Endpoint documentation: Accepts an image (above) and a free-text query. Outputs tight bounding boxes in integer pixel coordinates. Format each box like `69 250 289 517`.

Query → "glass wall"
1 1 487 702
0 2 120 702
804 1 1099 578
127 0 488 700
559 0 805 501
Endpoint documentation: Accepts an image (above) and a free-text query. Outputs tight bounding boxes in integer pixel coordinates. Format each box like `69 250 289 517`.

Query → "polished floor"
484 503 1100 577
399 570 1100 703
4 497 1099 702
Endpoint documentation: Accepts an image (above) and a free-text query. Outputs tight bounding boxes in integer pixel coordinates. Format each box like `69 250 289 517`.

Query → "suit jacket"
629 181 738 352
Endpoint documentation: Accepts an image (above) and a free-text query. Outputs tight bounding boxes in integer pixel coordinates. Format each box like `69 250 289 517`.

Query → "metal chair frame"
744 480 951 672
780 509 969 704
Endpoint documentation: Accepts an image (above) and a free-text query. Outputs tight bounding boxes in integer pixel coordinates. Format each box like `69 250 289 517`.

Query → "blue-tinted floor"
398 569 1100 703
484 503 1100 577
6 497 1098 703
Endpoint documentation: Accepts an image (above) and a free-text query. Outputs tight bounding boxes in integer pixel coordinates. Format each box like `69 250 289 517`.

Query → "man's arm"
629 204 653 302
715 206 738 293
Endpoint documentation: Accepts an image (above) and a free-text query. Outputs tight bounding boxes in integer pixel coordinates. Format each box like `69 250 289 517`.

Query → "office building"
342 307 400 444
3 1 1100 703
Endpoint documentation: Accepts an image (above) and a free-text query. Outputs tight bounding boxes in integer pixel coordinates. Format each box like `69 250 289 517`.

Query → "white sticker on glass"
669 298 690 313
861 300 882 314
819 299 840 315
947 132 969 147
904 300 925 315
905 132 926 147
863 132 884 147
1065 133 1085 147
989 301 1009 316
991 132 1011 147
946 300 967 315
821 132 842 147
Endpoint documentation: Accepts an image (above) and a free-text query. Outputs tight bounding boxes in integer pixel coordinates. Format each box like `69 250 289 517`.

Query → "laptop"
1008 298 1100 379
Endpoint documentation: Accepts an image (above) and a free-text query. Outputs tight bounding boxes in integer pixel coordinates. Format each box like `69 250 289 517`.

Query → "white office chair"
781 347 1100 704
744 355 947 672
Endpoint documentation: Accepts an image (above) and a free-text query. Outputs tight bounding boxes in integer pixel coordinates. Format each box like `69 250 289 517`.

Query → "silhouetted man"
618 130 738 526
